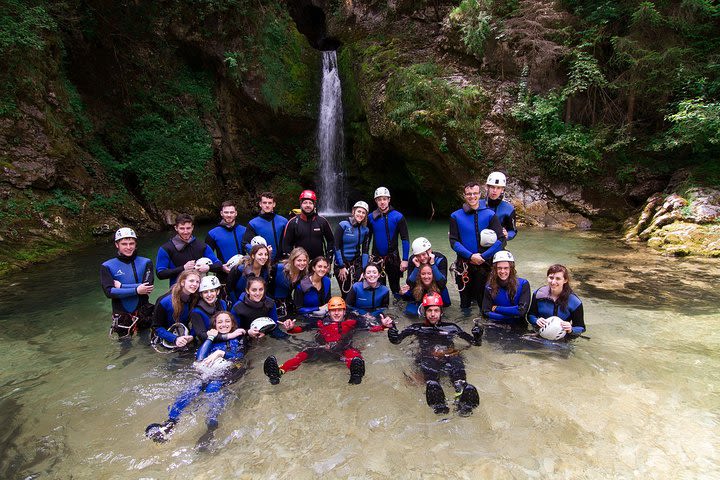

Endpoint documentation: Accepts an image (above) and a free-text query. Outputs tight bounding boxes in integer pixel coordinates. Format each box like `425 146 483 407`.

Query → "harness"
109 313 139 339
450 261 469 292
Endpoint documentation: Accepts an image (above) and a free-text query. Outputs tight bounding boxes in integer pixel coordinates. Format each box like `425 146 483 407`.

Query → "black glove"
388 325 400 344
471 324 483 346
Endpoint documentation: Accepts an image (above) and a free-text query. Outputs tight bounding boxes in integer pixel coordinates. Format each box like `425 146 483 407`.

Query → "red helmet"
421 292 444 308
299 190 317 202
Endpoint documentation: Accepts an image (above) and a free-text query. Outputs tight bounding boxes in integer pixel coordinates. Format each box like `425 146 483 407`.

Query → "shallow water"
1 220 718 479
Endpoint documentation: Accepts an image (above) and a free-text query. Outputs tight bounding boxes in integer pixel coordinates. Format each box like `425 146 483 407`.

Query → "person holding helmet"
333 201 371 297
231 277 292 340
205 200 247 283
263 296 394 386
156 213 222 288
479 172 517 241
449 180 506 313
189 275 239 343
242 192 288 263
528 264 585 338
293 256 333 318
401 237 450 313
282 189 335 261
100 227 155 338
151 270 201 351
368 186 410 295
481 250 531 330
388 293 482 415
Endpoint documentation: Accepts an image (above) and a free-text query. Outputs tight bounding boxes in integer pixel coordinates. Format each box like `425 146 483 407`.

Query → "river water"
0 220 718 479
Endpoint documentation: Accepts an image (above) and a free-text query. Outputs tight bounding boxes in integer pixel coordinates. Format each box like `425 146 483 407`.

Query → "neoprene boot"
145 419 176 443
425 381 449 414
264 356 282 385
349 357 365 385
457 382 480 416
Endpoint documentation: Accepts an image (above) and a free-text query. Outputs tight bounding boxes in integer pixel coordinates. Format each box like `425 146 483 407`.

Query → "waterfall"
316 50 347 215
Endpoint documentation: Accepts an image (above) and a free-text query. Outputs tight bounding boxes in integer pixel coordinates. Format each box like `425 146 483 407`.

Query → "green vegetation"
449 0 493 59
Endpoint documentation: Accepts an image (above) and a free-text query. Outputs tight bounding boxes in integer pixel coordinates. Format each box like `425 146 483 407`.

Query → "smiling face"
364 265 380 285
416 249 431 264
115 238 137 257
329 308 346 322
487 185 504 201
353 207 367 223
182 273 201 295
463 185 481 209
175 222 194 242
419 264 434 286
301 199 315 214
425 306 442 325
496 261 512 282
293 253 308 272
220 206 237 225
254 247 269 267
375 196 390 212
213 313 235 334
259 196 275 214
201 288 218 304
312 259 329 277
246 280 265 302
547 271 568 295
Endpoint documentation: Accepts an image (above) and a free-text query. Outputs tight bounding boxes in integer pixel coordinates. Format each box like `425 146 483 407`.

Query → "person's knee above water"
205 201 247 282
242 192 288 263
293 256 332 317
387 292 482 415
270 247 309 320
282 190 335 261
528 264 586 339
449 181 506 311
345 262 390 319
226 244 271 303
263 296 394 386
480 172 518 241
151 270 201 351
481 250 531 329
334 201 371 298
401 237 451 315
100 227 155 337
368 187 410 295
156 213 222 288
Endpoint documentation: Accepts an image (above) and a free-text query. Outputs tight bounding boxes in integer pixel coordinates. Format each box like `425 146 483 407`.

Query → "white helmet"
486 172 507 187
225 253 244 270
161 323 190 349
374 187 391 199
199 275 222 292
250 317 276 334
353 201 369 213
250 236 267 247
195 257 213 269
539 316 567 341
493 250 515 264
411 237 432 256
114 227 137 241
480 229 498 247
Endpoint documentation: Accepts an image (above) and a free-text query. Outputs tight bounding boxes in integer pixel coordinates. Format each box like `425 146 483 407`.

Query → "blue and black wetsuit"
368 207 410 294
269 263 301 320
345 280 390 318
448 204 505 310
226 264 271 304
205 221 246 263
482 278 531 329
242 212 288 262
152 291 196 345
528 286 586 336
282 212 335 261
189 299 229 342
293 275 332 316
334 218 370 297
156 236 221 287
479 197 517 240
101 252 154 332
230 293 287 339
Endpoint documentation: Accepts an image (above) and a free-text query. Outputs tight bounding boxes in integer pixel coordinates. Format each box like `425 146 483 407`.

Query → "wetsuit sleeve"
481 287 494 318
569 302 586 335
196 339 214 361
361 228 370 268
454 324 476 345
345 285 358 308
527 291 540 326
430 263 446 283
436 255 448 282
334 224 345 267
505 209 517 240
204 233 219 258
282 219 295 256
152 302 177 343
499 281 531 319
322 218 335 261
100 265 138 299
390 326 415 344
156 247 183 280
480 215 506 262
398 216 410 261
191 312 209 342
242 224 257 256
449 216 473 259
292 284 304 310
407 266 419 283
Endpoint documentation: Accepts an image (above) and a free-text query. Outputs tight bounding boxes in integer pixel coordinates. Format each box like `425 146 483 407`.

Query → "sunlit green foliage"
449 0 493 59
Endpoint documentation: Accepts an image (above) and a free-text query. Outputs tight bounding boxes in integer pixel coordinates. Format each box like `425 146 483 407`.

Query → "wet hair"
283 247 309 282
547 264 573 310
174 213 194 226
463 181 481 192
309 256 329 274
220 200 236 210
171 270 200 321
259 192 275 200
243 244 271 271
245 276 266 292
210 311 237 330
412 264 440 301
488 261 519 301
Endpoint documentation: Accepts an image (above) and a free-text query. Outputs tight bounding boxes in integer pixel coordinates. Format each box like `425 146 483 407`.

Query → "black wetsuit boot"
455 380 480 416
425 381 449 414
349 357 365 385
264 356 281 385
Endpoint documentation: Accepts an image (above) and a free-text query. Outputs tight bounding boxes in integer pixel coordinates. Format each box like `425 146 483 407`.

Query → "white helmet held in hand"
539 316 567 341
250 317 276 334
480 229 498 247
199 275 222 292
195 257 213 269
161 323 190 349
493 250 515 264
486 172 507 187
115 227 137 241
411 237 432 256
374 187 391 199
225 254 244 270
353 201 369 213
250 236 267 247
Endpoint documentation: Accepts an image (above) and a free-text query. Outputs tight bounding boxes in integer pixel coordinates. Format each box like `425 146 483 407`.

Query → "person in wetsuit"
231 276 291 339
100 227 155 338
334 201 371 298
293 256 332 318
190 275 234 343
479 172 517 241
151 269 201 351
388 292 482 415
263 296 394 385
368 186 410 295
481 250 530 331
400 237 451 315
242 192 288 263
269 247 309 320
528 264 586 338
145 311 267 444
345 262 390 319
205 200 246 282
282 190 335 261
226 244 271 304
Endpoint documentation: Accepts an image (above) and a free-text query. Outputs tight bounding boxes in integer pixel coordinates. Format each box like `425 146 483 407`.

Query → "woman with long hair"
227 244 271 303
528 264 585 336
334 201 370 298
152 269 200 348
231 277 290 339
400 263 451 316
270 247 309 319
293 256 332 317
481 251 531 329
345 263 390 319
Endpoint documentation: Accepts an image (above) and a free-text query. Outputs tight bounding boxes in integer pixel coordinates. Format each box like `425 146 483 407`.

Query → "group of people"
99 172 586 444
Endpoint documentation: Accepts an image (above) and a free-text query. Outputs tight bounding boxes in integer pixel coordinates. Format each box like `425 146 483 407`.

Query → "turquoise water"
0 219 718 479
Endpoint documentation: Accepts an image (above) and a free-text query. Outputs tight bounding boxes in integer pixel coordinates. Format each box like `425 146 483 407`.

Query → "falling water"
316 50 347 215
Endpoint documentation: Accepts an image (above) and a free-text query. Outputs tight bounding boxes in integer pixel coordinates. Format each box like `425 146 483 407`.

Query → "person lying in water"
388 292 482 416
145 311 268 444
263 296 394 386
